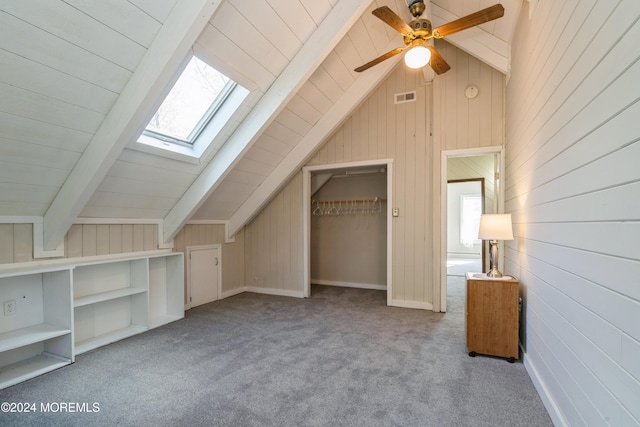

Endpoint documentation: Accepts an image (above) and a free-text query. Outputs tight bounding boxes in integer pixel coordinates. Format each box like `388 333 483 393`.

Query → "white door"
189 246 219 308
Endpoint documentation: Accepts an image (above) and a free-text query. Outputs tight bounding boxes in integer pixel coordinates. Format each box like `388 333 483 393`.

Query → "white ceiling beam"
41 0 222 250
227 42 403 237
431 3 510 75
162 0 376 242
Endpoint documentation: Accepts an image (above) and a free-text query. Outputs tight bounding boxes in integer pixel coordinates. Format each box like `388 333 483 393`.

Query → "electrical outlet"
4 300 16 316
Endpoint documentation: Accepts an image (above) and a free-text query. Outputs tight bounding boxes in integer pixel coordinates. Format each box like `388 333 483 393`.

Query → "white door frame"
186 244 222 310
303 159 394 305
440 146 504 312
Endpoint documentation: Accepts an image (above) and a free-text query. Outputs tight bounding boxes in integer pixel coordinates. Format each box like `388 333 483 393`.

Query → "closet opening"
303 160 393 304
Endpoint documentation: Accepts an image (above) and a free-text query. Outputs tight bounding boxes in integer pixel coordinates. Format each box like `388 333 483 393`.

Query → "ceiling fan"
354 1 505 74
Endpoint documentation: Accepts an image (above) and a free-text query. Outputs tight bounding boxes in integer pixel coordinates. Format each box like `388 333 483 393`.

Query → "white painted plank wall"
0 223 159 264
1 0 524 233
0 0 174 217
244 44 504 306
505 1 640 425
191 0 402 220
433 41 505 150
81 148 202 218
0 224 32 264
244 173 303 294
431 0 520 43
89 0 340 223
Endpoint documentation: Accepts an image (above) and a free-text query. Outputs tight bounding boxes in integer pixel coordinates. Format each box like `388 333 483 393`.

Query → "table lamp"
477 214 513 278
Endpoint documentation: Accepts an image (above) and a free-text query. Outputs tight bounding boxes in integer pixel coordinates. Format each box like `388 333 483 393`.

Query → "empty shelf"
74 325 148 355
74 287 147 307
0 324 71 353
0 353 71 390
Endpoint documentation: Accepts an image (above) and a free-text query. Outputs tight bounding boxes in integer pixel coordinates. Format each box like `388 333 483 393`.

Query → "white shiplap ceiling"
0 0 522 249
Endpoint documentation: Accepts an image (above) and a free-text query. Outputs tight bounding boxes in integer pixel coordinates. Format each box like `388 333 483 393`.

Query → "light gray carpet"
0 279 552 426
447 257 482 277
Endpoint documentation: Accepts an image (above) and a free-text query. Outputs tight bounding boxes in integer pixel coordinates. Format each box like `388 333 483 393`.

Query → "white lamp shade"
404 45 431 69
478 214 513 240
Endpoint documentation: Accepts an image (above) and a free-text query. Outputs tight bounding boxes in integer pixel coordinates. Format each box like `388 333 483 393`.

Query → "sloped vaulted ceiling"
0 0 522 250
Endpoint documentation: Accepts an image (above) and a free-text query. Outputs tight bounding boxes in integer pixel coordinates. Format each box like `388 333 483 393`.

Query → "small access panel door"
189 246 220 308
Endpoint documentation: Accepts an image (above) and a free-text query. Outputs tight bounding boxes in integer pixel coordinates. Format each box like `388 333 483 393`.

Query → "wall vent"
394 91 417 104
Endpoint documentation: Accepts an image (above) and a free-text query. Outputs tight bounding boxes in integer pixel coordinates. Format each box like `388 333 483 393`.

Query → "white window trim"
129 81 249 164
127 53 251 165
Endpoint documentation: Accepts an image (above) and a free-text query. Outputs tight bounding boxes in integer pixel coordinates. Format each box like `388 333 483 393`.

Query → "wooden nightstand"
465 272 519 362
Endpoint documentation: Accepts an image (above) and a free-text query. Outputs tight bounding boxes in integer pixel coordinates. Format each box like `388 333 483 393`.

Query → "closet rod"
312 198 387 204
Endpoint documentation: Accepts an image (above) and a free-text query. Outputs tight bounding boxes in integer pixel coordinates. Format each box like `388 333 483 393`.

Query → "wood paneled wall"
245 42 505 308
0 224 32 264
244 172 303 295
433 41 505 151
505 1 640 425
0 223 158 264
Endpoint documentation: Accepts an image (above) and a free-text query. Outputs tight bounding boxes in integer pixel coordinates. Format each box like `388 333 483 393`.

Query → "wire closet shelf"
311 197 386 216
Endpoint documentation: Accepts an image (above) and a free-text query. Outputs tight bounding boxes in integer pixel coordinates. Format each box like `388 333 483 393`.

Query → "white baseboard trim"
311 279 387 291
221 287 246 299
185 288 244 309
220 286 304 300
523 352 568 427
220 286 431 308
447 253 481 259
389 299 433 310
245 286 304 298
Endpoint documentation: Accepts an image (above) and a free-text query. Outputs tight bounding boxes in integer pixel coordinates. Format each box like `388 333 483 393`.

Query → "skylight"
144 56 236 145
131 54 251 164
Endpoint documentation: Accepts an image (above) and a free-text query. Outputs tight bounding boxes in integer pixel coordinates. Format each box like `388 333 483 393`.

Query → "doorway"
440 147 503 312
447 178 485 276
303 159 393 304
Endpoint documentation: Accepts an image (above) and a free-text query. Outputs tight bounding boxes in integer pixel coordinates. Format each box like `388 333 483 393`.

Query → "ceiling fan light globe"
404 45 431 69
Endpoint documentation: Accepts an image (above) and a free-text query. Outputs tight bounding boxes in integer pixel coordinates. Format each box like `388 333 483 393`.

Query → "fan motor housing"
404 19 432 44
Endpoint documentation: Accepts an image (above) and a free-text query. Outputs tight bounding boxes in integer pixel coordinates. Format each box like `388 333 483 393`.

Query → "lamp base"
486 240 503 278
486 267 503 278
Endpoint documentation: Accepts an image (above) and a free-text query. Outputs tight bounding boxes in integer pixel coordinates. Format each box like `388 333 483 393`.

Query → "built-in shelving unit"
73 257 149 355
0 250 184 389
148 255 184 329
0 267 73 390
